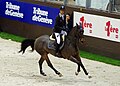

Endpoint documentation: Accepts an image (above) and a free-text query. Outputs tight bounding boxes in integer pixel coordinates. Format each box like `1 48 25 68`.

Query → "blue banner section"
0 0 59 28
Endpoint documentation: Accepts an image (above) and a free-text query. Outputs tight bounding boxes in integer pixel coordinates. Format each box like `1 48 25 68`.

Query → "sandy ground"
0 38 120 86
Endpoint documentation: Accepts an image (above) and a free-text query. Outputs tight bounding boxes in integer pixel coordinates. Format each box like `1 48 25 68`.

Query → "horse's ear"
76 23 78 27
79 23 83 30
76 23 78 26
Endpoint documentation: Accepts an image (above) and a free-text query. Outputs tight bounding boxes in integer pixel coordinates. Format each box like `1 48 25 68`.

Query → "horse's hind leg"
39 57 46 76
45 55 63 77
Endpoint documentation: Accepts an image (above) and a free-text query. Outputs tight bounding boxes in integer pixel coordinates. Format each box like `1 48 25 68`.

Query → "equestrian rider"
53 6 67 55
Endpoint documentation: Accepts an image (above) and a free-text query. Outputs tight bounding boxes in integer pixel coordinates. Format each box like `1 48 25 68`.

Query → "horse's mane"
68 25 76 37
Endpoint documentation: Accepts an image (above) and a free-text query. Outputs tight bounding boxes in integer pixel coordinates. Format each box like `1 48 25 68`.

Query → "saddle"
48 34 65 50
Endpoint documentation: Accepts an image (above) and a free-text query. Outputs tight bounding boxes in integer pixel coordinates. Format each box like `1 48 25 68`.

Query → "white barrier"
74 11 120 42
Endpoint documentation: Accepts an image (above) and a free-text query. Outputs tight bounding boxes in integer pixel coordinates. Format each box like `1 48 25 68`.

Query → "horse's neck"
66 28 79 49
68 27 75 37
66 35 79 48
67 27 77 42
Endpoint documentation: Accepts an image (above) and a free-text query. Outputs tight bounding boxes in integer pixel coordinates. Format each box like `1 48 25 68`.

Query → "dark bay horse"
19 23 91 78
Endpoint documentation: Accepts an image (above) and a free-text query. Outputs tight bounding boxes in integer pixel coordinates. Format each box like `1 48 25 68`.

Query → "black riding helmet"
60 5 65 10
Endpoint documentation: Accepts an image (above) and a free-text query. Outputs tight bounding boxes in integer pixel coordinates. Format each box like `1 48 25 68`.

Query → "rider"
53 5 67 55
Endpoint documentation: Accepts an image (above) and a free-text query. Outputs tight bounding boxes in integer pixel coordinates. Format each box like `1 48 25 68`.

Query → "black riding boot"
55 44 60 56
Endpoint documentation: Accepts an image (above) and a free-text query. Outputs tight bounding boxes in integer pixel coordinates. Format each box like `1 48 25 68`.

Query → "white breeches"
55 33 61 44
54 31 67 44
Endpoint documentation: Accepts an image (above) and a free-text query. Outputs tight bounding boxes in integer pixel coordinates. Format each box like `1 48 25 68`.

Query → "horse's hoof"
42 73 47 76
88 74 92 79
56 72 63 77
75 72 79 75
41 72 47 76
58 73 63 77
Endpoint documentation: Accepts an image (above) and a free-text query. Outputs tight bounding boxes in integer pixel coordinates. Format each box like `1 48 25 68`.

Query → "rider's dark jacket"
53 13 66 33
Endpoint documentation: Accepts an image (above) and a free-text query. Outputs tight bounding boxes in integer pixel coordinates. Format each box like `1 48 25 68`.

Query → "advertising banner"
74 11 120 42
0 0 59 28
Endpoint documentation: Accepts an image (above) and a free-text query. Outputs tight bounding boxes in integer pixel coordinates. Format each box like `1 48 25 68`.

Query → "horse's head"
75 23 85 44
68 22 85 44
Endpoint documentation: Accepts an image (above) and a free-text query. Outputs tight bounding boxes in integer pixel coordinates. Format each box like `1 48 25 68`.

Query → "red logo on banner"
105 21 119 38
80 16 93 29
80 16 93 33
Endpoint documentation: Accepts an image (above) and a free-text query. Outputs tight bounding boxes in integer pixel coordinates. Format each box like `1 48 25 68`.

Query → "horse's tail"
19 39 35 54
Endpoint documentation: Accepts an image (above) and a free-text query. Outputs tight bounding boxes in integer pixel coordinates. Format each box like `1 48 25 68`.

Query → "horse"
19 23 91 78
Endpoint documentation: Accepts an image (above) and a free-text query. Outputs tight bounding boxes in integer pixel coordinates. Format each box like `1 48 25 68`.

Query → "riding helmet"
60 5 65 10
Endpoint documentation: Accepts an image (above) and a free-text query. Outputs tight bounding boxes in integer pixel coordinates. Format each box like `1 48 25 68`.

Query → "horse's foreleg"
39 57 46 76
80 60 88 75
76 56 88 75
76 56 92 78
76 64 80 75
79 59 92 78
68 56 81 75
45 55 63 77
